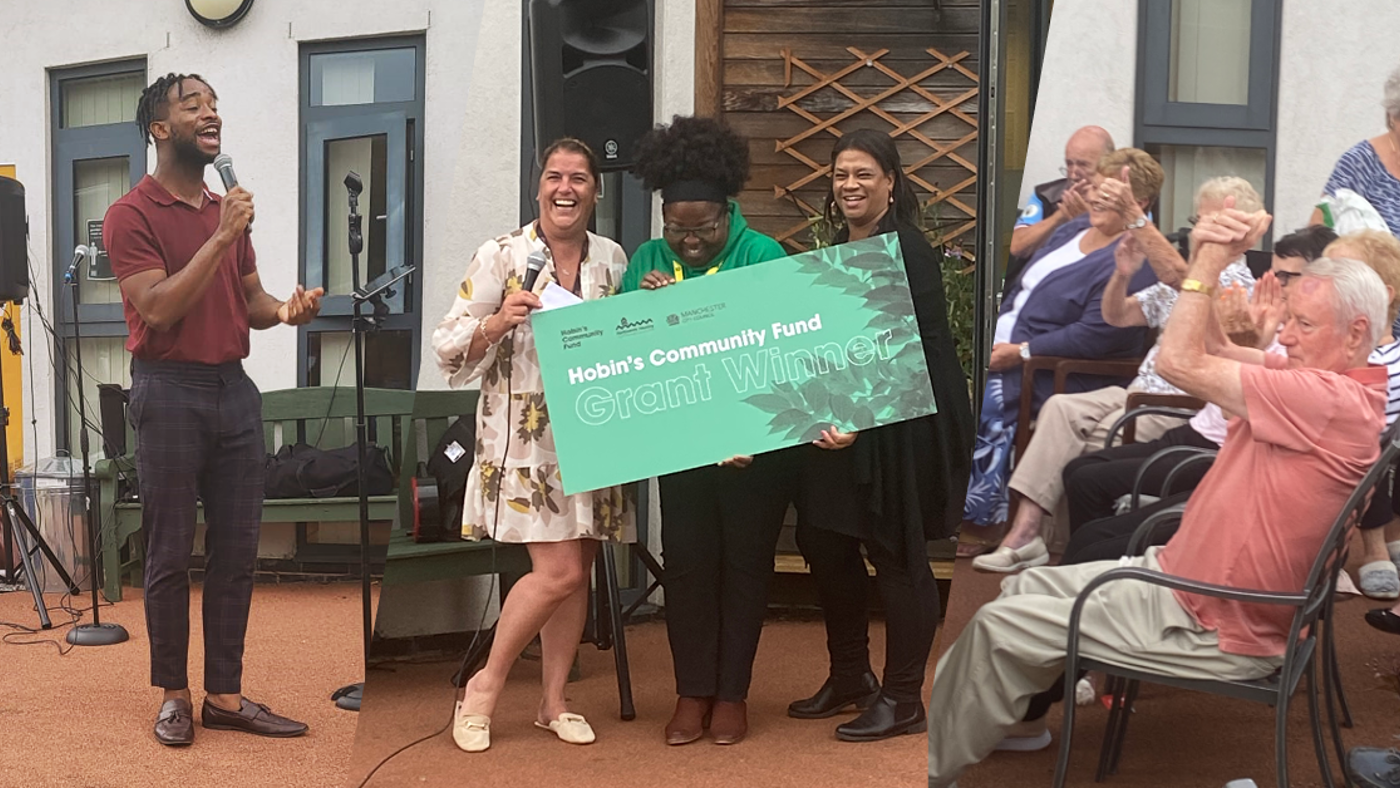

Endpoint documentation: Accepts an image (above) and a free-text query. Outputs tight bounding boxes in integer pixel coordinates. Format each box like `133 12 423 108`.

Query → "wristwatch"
1019 342 1031 361
1127 213 1149 230
1180 278 1215 297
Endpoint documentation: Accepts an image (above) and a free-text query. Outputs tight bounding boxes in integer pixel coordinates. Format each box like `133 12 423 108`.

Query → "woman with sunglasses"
621 115 790 746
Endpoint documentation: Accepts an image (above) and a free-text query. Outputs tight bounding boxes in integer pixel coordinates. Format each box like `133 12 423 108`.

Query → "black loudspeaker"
0 176 28 304
529 0 653 172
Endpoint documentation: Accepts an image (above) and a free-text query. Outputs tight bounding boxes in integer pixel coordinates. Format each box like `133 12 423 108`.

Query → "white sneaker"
1075 675 1097 706
993 719 1052 751
972 536 1050 574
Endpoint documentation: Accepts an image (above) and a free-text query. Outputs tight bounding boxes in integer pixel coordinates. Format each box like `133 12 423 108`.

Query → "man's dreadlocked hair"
135 73 215 146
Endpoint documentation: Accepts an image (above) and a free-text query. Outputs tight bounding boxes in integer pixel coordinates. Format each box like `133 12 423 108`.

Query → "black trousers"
1062 424 1217 531
795 524 940 704
660 454 789 702
132 359 265 694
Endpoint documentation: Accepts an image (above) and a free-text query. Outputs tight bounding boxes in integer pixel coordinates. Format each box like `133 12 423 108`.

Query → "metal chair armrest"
1128 447 1217 510
1125 503 1187 556
1103 406 1203 450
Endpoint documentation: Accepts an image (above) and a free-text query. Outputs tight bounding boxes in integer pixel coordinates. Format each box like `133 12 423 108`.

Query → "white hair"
1302 257 1389 347
1194 176 1263 213
1386 65 1400 119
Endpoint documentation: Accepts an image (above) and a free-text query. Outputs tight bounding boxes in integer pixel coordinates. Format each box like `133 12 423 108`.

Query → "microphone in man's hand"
521 251 547 293
213 153 252 231
213 153 238 191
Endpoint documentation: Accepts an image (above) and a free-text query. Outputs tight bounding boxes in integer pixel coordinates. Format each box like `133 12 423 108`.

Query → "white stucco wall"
1017 0 1138 207
1274 1 1400 233
0 0 489 466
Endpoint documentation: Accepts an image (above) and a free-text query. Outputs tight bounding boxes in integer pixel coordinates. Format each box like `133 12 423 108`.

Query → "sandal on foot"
534 712 596 745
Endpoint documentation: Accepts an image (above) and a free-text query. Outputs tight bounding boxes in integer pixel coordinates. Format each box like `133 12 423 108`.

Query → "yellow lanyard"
673 261 721 282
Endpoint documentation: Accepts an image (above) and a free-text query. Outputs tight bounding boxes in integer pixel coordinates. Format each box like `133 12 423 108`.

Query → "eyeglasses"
662 219 725 241
1059 161 1096 178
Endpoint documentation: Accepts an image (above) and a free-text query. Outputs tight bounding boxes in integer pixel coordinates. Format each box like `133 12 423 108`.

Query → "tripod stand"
0 303 80 627
62 250 128 646
330 171 415 712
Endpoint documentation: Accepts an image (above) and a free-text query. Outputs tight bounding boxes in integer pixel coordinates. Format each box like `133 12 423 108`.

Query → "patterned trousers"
130 359 264 694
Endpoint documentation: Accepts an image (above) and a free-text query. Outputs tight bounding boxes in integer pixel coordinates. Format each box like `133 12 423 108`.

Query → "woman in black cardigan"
787 129 975 740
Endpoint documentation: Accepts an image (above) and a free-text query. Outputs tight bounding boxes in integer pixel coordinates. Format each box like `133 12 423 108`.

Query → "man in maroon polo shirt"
103 73 323 747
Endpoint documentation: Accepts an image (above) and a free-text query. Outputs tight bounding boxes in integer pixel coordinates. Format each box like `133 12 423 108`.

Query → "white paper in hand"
538 282 584 311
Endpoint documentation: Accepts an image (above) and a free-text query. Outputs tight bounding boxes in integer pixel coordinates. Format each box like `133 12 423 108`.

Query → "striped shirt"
1323 141 1400 237
1369 338 1400 426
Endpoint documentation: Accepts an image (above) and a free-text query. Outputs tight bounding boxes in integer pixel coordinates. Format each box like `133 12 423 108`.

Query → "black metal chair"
1051 429 1400 788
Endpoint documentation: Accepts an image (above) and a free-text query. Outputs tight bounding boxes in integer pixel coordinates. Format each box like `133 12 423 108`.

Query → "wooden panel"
725 59 980 89
695 0 724 116
724 33 977 61
729 0 977 6
724 7 978 34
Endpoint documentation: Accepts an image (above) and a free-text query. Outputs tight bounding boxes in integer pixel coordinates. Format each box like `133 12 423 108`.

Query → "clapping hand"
1097 166 1140 219
1190 196 1272 262
1059 180 1091 220
1114 234 1147 277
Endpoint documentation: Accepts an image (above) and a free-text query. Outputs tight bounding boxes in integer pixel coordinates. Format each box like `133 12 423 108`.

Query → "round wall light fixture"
186 0 254 29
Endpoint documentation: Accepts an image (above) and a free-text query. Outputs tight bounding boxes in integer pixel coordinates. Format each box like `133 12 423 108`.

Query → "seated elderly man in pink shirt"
927 207 1391 788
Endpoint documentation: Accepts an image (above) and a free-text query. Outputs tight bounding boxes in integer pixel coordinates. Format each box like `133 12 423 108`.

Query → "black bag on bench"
264 443 394 499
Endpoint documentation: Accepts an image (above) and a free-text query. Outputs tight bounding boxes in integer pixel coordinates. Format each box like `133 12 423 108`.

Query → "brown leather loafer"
201 697 308 738
665 696 713 745
710 700 747 745
154 698 195 746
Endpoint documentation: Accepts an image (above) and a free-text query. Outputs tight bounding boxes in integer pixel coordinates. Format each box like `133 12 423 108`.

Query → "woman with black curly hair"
621 115 789 746
785 129 974 741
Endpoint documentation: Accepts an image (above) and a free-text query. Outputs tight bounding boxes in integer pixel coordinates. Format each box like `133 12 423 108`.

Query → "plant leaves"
743 393 793 414
830 392 856 424
852 404 876 430
769 408 811 431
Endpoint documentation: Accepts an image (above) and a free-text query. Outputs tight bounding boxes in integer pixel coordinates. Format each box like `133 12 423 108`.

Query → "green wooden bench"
382 389 532 585
379 389 638 719
95 386 421 603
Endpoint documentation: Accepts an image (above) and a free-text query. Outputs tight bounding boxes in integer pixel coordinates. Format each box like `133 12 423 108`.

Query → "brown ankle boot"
665 696 712 745
710 700 747 745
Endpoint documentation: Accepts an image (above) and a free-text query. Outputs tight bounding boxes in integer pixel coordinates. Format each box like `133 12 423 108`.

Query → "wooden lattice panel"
743 46 979 254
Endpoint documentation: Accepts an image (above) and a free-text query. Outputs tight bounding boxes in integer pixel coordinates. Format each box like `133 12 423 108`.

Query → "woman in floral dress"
431 138 634 753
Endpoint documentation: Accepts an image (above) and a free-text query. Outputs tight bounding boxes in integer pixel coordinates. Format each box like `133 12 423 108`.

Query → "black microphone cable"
355 267 530 787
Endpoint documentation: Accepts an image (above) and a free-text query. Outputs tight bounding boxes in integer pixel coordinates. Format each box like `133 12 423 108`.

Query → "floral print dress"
431 223 636 544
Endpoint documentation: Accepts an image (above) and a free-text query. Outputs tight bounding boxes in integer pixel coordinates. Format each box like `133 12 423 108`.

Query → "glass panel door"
305 112 408 316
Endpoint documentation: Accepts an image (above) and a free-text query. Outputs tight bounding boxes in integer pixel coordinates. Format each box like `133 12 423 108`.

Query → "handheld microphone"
521 251 547 293
213 153 238 191
64 245 88 284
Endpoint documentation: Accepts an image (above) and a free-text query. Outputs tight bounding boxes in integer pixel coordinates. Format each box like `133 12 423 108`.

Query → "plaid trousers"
130 358 264 694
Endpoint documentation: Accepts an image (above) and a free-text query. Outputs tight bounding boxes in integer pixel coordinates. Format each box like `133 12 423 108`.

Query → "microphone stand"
64 251 129 646
330 172 414 711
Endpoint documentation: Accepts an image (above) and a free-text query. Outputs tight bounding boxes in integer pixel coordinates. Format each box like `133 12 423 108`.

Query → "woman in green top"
621 115 788 746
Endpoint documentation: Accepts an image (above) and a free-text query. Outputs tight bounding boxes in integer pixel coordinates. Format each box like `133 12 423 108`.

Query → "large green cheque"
532 232 938 495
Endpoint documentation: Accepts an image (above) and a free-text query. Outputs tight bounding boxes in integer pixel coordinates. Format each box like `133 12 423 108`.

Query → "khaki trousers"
926 549 1281 787
1009 388 1185 550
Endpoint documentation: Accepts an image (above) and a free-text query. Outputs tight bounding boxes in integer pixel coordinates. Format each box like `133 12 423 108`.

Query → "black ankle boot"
787 672 880 719
834 694 926 742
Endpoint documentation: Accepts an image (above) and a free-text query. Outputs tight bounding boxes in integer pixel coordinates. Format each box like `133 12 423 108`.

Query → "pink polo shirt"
1157 361 1386 658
